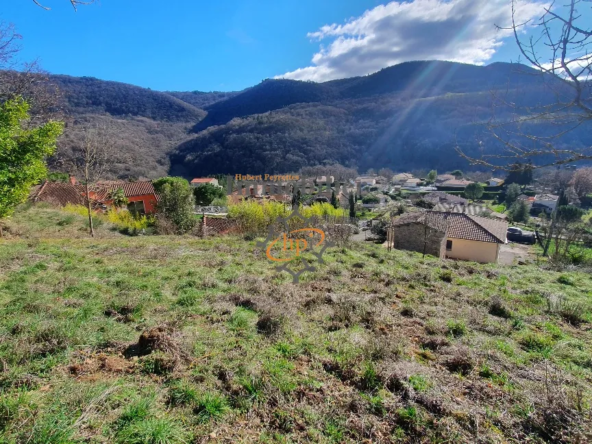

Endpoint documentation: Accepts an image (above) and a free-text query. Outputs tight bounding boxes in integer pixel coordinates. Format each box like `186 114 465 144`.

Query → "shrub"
489 295 512 318
557 275 574 286
439 270 453 283
116 418 189 444
193 392 229 422
106 208 152 233
519 332 554 353
168 380 198 406
194 183 226 205
157 180 196 234
409 375 431 392
447 320 467 337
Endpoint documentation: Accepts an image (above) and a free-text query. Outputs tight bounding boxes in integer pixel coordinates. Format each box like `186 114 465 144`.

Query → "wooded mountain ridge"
42 61 592 179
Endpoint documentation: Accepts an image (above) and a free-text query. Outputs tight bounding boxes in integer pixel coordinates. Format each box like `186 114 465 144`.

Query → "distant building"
356 176 377 186
435 174 456 185
423 191 468 206
316 176 334 184
191 178 221 188
438 179 474 188
533 194 559 215
390 211 507 263
392 173 414 184
403 178 422 188
488 178 504 187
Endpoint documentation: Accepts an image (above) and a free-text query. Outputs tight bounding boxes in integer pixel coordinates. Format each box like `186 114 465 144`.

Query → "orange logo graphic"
266 228 325 262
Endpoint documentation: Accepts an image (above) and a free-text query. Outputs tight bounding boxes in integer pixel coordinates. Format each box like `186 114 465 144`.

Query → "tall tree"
505 163 533 191
157 180 196 234
330 190 338 209
69 126 116 237
426 170 437 184
508 200 529 224
348 192 356 219
571 168 592 199
464 183 484 201
557 189 569 207
505 183 521 206
0 98 63 233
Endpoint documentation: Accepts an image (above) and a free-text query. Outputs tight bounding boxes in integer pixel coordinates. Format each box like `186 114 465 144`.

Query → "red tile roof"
94 181 158 201
191 178 216 184
33 182 86 207
392 211 507 244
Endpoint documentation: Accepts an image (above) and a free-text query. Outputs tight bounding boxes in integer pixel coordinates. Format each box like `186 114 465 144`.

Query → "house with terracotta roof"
32 180 159 215
93 181 159 214
191 178 221 188
390 211 507 263
422 191 468 206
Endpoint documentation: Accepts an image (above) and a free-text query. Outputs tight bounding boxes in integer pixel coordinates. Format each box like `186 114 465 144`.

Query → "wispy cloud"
277 0 547 82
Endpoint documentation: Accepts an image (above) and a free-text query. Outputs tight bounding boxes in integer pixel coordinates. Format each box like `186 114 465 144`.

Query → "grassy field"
0 204 591 443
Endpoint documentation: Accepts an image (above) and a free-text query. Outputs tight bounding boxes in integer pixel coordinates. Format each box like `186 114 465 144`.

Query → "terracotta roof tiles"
391 211 507 244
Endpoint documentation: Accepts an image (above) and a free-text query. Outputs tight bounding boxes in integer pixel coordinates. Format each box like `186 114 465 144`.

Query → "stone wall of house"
393 223 446 258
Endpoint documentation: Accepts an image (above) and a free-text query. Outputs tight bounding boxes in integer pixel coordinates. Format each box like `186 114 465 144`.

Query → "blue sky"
3 0 589 92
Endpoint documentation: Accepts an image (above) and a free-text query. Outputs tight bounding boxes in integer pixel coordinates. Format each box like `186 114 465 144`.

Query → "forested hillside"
171 61 591 176
166 90 241 109
46 75 206 179
44 61 591 179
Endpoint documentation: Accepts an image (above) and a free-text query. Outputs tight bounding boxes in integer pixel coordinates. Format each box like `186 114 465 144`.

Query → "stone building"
389 211 507 263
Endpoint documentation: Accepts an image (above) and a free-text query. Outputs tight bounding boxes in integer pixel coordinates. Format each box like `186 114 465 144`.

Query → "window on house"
446 240 453 251
127 200 145 215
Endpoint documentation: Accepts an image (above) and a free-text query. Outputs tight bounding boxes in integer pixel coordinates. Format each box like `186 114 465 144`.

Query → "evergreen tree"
426 170 437 183
330 190 338 209
291 189 301 207
464 183 484 200
505 183 521 206
508 200 529 223
348 192 356 218
557 189 569 207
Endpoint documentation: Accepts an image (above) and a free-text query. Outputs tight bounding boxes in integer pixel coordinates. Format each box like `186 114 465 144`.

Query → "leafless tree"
32 0 95 11
458 0 592 169
571 167 592 198
535 167 574 193
0 22 62 122
68 126 116 237
0 22 21 68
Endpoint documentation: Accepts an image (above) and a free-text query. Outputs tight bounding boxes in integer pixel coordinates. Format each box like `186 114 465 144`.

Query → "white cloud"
277 0 548 82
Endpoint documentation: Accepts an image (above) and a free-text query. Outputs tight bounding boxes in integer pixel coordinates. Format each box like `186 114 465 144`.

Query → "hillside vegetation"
40 61 592 178
0 204 590 443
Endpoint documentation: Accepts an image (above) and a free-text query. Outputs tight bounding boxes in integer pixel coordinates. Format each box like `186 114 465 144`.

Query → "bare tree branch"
32 0 96 12
457 0 592 170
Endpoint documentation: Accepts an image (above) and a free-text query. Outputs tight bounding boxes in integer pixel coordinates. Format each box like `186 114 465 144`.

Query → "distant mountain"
47 75 206 179
39 61 590 179
172 61 590 177
166 90 241 109
191 61 539 132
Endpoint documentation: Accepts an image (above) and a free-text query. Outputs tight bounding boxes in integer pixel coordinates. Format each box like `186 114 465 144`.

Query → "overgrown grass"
0 204 591 442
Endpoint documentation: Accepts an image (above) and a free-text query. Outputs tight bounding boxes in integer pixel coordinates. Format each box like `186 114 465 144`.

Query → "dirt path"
498 243 533 265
